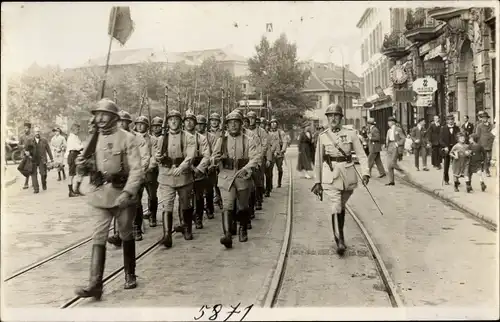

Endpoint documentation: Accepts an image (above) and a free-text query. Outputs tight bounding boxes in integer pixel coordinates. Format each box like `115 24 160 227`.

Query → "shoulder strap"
160 132 169 156
242 133 246 158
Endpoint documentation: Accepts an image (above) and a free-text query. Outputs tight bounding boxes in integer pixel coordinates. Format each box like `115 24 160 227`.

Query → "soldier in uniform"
19 122 33 189
212 112 260 248
196 114 219 219
75 99 143 299
259 117 267 130
134 116 159 230
246 111 271 211
311 104 370 256
108 111 149 245
155 110 196 248
180 112 211 229
267 118 289 194
151 116 164 137
208 112 224 209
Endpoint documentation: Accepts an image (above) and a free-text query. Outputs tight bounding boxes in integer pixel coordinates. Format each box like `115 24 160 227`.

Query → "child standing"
404 134 413 156
449 132 470 192
468 134 487 192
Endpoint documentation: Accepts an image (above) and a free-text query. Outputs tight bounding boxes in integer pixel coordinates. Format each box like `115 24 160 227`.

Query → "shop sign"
424 60 446 76
412 77 438 95
389 64 408 85
394 89 417 103
415 94 434 107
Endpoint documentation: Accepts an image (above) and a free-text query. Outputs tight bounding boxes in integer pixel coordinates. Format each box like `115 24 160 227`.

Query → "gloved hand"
362 175 370 185
236 168 252 179
116 191 133 209
311 183 323 200
172 166 183 176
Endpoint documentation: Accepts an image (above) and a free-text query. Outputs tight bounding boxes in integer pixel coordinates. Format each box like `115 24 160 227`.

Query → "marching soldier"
151 116 164 137
134 116 159 229
311 104 370 255
212 112 260 248
208 112 224 209
75 99 143 299
243 114 250 129
259 117 267 130
196 114 219 219
246 111 271 211
155 110 196 248
180 112 211 229
108 111 149 245
267 118 289 194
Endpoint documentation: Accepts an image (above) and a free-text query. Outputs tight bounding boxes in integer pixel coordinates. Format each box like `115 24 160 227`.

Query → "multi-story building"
301 61 363 129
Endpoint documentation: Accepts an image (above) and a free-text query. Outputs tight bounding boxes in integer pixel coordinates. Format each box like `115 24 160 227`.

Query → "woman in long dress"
50 127 67 181
297 122 314 178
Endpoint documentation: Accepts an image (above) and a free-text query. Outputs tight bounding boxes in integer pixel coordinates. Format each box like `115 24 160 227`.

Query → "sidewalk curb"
395 171 497 230
5 175 18 187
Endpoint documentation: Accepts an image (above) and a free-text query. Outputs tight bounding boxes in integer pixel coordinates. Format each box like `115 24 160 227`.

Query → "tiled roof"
303 62 361 94
310 64 360 82
303 72 329 92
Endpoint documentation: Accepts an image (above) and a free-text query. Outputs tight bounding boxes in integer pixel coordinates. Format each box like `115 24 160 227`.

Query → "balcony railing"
404 8 445 42
381 31 411 59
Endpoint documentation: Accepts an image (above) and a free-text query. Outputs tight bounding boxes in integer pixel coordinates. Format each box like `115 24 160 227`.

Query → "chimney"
344 64 350 71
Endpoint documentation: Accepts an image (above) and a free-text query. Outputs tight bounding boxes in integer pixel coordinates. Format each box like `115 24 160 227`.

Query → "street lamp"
329 46 347 117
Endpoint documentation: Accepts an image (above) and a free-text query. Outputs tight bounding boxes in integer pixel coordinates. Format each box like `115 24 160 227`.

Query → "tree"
248 34 316 127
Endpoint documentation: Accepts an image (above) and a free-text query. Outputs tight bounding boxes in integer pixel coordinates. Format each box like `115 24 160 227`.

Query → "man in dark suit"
427 115 442 169
461 115 474 139
385 116 406 186
366 118 386 177
26 126 54 193
19 122 33 189
439 115 461 185
410 118 430 171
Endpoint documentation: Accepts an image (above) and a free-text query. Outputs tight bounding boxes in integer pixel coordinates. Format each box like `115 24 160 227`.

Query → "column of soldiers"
75 97 289 300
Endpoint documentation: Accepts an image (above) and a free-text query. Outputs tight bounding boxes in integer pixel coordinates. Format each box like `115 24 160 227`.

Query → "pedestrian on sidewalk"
25 126 54 194
366 118 386 178
475 112 495 177
461 115 474 140
410 118 430 171
50 127 67 181
468 134 487 192
439 114 460 185
428 115 442 169
385 116 405 186
65 124 84 197
19 122 33 189
297 121 314 179
404 134 413 156
449 132 470 192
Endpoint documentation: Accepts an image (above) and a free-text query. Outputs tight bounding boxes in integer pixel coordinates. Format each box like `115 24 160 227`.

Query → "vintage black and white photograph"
1 1 499 321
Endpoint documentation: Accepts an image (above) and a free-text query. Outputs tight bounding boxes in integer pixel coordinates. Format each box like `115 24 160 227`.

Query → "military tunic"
313 126 369 214
155 130 196 212
86 128 144 244
267 128 288 189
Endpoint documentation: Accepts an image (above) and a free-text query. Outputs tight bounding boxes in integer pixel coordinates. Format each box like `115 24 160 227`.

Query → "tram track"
4 198 166 283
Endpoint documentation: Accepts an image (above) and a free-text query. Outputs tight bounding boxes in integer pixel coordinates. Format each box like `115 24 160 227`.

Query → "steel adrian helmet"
209 113 221 121
92 98 120 116
226 112 243 122
167 110 182 120
246 111 258 119
134 115 150 126
119 110 132 122
256 117 261 124
151 116 163 127
325 104 343 116
270 118 278 124
184 112 197 122
260 117 267 124
196 115 207 124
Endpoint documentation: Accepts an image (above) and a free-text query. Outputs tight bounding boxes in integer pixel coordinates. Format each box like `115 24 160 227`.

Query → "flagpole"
101 7 118 100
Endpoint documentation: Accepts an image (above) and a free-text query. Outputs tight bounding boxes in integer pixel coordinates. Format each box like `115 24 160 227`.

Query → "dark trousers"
134 179 157 230
367 152 386 176
31 163 47 191
272 157 284 186
414 145 428 169
265 161 274 193
194 178 210 217
443 154 451 183
205 171 216 214
484 150 492 174
431 145 442 167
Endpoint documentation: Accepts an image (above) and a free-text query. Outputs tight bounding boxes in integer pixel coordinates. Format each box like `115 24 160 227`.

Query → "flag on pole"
108 6 135 46
266 23 273 33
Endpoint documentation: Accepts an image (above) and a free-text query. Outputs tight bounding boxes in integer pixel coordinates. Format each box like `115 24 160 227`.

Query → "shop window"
355 118 361 130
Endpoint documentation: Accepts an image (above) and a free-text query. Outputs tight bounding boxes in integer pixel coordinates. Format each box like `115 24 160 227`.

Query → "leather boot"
174 207 184 233
23 177 29 189
255 187 263 210
277 171 283 188
122 240 137 289
42 175 47 190
481 182 487 192
68 184 78 197
195 204 203 229
466 181 473 193
454 181 459 192
159 211 173 248
183 208 194 240
337 210 346 255
220 211 233 249
74 181 84 196
238 210 249 242
230 208 238 235
149 197 158 227
75 245 106 300
62 168 66 180
108 218 122 247
134 205 143 241
133 225 142 241
58 171 62 181
331 212 346 256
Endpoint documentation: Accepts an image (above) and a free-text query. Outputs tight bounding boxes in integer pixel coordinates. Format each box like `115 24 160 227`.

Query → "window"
361 43 365 63
317 95 323 110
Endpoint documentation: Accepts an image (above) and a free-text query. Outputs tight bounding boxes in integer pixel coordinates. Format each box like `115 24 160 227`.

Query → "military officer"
246 111 271 211
155 110 196 248
75 99 144 300
212 112 260 248
311 104 370 256
208 112 224 209
108 111 149 245
134 116 159 229
179 112 211 229
196 114 220 219
151 116 164 137
267 118 289 194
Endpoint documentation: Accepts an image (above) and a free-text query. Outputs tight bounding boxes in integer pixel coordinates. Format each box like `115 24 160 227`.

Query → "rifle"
162 85 169 136
147 95 152 135
138 87 147 117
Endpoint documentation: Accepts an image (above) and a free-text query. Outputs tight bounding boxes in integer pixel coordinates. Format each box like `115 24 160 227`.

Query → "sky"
2 2 367 76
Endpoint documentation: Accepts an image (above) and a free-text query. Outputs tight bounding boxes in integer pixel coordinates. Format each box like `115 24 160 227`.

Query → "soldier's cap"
209 113 221 121
52 127 62 132
135 115 150 125
367 117 376 124
325 103 343 116
226 112 243 122
92 98 120 116
119 110 133 122
196 115 207 124
246 111 258 119
167 110 182 120
24 122 32 128
387 116 397 122
151 116 164 126
481 111 490 118
446 114 455 120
